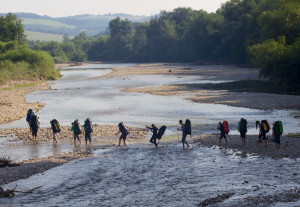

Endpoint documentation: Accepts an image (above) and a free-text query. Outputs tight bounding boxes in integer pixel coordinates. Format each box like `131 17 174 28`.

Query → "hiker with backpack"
50 119 61 144
238 118 247 145
272 121 283 149
26 109 34 134
30 112 40 143
84 118 93 146
117 122 129 146
146 124 158 147
178 119 190 148
256 120 270 147
217 122 227 146
71 119 82 145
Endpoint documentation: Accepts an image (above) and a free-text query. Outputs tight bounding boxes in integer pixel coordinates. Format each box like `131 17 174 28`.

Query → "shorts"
240 132 246 138
74 133 80 140
182 133 187 143
274 134 280 144
32 128 38 136
219 133 226 139
120 133 127 140
85 133 91 142
259 133 267 140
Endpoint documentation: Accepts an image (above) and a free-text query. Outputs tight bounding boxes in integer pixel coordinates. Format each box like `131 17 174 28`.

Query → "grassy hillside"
25 31 67 42
23 18 75 28
0 13 150 37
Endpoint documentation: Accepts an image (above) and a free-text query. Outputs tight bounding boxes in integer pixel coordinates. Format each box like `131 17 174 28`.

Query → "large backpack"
239 118 247 133
85 118 93 133
274 121 283 136
74 120 82 134
26 109 34 122
261 120 270 133
118 122 129 135
223 121 229 134
184 119 192 135
51 119 61 133
157 125 167 139
30 114 39 129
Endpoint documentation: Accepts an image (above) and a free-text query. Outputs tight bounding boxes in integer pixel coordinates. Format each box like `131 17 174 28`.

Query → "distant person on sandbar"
50 119 61 144
217 122 227 147
117 122 129 146
84 118 93 146
146 124 158 147
71 119 82 145
30 112 40 143
178 119 190 148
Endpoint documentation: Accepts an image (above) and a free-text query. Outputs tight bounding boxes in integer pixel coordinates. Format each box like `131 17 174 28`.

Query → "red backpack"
223 121 229 134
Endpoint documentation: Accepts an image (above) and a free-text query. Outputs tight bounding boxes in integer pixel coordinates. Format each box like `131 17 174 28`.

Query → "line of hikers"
217 118 283 149
26 109 283 149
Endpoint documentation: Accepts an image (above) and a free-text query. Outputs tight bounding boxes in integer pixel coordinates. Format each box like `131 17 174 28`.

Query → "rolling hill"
0 12 150 40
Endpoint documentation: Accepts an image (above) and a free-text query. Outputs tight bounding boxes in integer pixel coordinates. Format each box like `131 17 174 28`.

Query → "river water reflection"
1 63 299 136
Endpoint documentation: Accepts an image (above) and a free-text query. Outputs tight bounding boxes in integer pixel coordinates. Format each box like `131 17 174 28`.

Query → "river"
1 63 300 206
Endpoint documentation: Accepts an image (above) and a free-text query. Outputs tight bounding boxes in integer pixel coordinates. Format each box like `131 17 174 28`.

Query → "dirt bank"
0 81 50 124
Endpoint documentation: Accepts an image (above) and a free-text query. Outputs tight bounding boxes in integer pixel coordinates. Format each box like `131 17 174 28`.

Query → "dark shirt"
147 126 158 137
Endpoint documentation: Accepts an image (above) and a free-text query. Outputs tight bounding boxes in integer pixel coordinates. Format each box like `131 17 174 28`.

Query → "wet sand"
194 134 300 159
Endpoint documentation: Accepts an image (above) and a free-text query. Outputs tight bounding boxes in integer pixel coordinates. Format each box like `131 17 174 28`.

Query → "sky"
1 0 230 17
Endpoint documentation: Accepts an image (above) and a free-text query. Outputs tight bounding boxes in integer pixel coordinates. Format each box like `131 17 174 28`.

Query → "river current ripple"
3 143 300 206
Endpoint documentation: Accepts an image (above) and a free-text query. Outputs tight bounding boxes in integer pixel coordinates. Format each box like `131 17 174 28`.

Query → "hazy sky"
1 0 230 17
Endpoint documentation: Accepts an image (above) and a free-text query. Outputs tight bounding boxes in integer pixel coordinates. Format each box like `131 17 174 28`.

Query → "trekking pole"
228 133 232 140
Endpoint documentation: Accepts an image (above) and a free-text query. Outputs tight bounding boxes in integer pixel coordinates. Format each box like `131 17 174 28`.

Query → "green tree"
0 13 26 42
248 36 300 89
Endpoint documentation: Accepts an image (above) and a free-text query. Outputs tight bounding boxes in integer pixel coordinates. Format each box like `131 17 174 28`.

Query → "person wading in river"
84 118 93 146
218 122 227 147
178 120 190 148
146 124 158 147
117 122 129 146
30 113 40 143
71 120 82 145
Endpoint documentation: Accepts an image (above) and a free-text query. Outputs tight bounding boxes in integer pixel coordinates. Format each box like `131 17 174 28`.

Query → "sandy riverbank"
0 124 148 144
194 134 300 159
0 81 50 124
101 63 300 110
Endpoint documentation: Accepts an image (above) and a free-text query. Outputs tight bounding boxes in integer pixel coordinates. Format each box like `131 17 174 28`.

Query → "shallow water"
0 63 299 162
2 142 300 206
1 64 299 137
1 63 300 205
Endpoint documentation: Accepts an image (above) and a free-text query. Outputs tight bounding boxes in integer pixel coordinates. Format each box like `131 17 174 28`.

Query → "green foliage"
0 13 26 42
0 44 60 83
25 1 300 90
0 14 60 84
248 36 300 89
29 32 88 62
